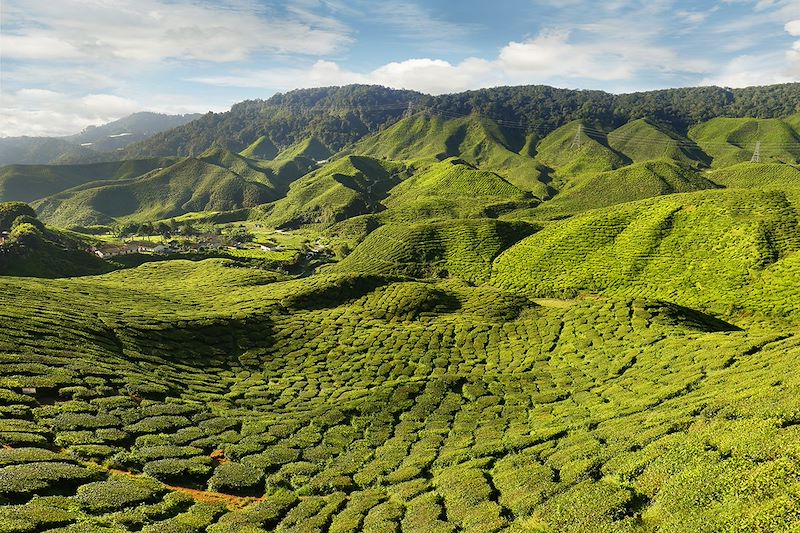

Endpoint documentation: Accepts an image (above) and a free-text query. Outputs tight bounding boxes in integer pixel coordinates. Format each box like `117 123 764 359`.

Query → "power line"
250 99 800 152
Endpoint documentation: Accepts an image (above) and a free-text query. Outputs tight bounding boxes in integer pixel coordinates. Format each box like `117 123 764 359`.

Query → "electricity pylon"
750 141 761 163
571 124 582 149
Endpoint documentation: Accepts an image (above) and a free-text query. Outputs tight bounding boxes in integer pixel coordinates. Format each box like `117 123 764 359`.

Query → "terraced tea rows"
1 260 800 531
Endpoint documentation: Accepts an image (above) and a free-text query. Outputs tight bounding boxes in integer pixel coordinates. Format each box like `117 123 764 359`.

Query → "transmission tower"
404 101 414 118
750 141 761 163
571 124 582 149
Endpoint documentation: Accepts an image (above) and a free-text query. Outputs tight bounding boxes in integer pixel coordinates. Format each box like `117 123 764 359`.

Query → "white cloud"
1 0 351 64
191 26 711 94
0 89 218 137
705 8 800 87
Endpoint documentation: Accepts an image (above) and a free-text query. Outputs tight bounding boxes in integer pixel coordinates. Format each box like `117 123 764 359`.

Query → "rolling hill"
491 188 800 321
0 112 202 166
330 218 538 282
121 83 800 161
352 114 551 196
33 152 287 227
689 116 800 168
0 202 112 277
257 155 406 228
537 159 718 215
534 120 630 180
5 83 800 532
29 146 319 228
0 158 177 203
606 118 709 166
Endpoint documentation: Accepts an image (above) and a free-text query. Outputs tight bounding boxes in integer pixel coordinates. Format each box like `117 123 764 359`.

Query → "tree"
156 222 171 239
226 226 254 244
12 215 44 232
137 222 154 236
9 223 42 247
178 223 198 237
0 202 36 232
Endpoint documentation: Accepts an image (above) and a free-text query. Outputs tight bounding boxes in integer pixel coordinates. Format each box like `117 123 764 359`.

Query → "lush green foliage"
0 159 177 204
4 85 800 532
0 202 36 231
122 84 800 161
0 255 797 530
331 218 537 282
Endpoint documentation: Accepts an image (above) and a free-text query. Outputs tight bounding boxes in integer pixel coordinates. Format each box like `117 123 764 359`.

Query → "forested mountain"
122 83 800 160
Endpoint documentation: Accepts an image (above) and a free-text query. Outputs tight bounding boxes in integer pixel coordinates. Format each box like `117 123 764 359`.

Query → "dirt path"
106 468 265 509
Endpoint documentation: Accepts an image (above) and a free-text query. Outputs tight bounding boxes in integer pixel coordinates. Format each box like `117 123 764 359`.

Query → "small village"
87 223 334 269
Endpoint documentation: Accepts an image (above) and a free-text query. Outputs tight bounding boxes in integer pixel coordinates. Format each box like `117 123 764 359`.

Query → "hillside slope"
492 188 800 321
257 155 406 228
353 114 550 195
122 83 800 160
330 218 538 282
0 158 176 203
689 116 800 167
1 259 800 530
537 160 718 215
34 155 277 227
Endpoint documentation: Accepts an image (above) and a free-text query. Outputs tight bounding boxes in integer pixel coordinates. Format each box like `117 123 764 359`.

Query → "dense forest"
122 83 800 159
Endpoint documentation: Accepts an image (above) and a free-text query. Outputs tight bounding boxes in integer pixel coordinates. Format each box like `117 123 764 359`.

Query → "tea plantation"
0 253 799 531
2 101 800 531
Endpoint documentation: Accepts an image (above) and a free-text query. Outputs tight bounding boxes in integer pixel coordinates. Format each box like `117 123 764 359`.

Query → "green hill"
689 117 800 168
30 148 318 227
34 156 276 227
258 155 406 228
381 158 537 223
353 114 551 195
330 218 538 282
275 136 333 162
534 120 630 180
539 159 717 215
2 257 800 530
6 86 800 533
238 135 278 160
606 118 709 166
708 162 800 190
492 188 800 321
0 158 176 203
121 84 800 160
0 202 111 277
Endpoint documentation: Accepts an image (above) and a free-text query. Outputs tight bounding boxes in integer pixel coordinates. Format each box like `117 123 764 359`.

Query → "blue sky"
1 0 799 136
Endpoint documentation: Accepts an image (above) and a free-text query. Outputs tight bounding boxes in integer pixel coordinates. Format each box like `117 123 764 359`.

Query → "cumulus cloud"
703 12 800 86
192 27 709 94
1 0 351 64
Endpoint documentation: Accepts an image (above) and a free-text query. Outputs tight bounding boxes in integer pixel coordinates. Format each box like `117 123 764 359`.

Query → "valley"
1 83 800 532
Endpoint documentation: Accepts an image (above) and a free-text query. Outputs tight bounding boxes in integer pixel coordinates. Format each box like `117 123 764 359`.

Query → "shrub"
0 447 64 466
0 431 49 447
50 412 121 431
207 489 298 533
141 502 226 533
208 462 264 495
0 462 102 499
142 457 213 484
125 416 191 435
75 475 168 514
0 502 76 531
